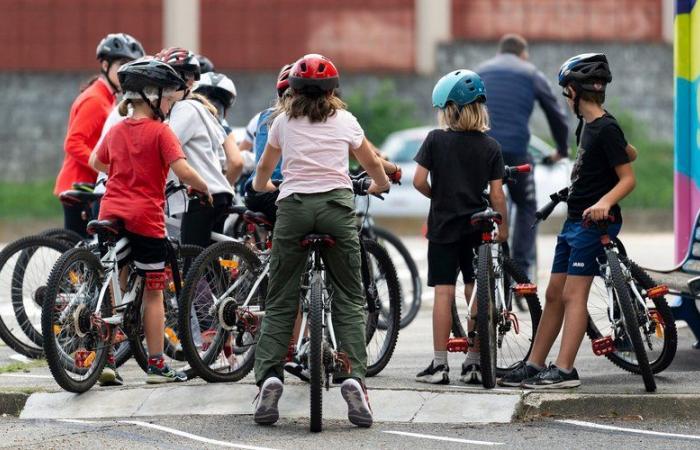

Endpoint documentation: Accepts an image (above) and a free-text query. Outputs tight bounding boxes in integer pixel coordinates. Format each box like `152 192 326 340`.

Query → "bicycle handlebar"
351 172 387 200
503 164 532 183
533 187 570 227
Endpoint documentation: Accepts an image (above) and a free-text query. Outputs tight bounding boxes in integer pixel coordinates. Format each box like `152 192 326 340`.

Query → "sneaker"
521 364 581 389
460 362 482 385
284 361 310 383
415 362 449 384
146 358 187 384
98 364 124 387
340 378 373 428
254 377 284 425
498 360 543 387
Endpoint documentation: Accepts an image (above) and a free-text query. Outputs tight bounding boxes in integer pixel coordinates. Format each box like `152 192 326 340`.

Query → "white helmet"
194 72 237 109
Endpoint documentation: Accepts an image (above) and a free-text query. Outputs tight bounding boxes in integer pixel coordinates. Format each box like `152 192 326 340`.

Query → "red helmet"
288 54 339 93
276 63 294 98
155 47 201 80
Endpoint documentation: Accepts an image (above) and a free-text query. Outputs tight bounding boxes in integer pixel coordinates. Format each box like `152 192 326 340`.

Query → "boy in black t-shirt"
413 69 508 385
500 53 637 389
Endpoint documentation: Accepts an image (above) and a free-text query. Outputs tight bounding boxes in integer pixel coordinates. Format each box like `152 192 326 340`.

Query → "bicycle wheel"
41 247 109 393
363 239 401 377
476 244 497 389
309 274 324 433
40 228 84 247
606 251 656 392
179 241 264 382
0 236 71 359
128 244 203 376
587 257 676 375
372 227 421 329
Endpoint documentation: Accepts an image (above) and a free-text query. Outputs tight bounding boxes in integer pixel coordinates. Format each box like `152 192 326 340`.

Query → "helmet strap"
139 89 165 121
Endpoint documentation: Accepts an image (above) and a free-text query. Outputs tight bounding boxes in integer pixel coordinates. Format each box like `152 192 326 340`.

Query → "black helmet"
118 58 187 93
96 33 145 62
196 55 215 74
558 53 612 89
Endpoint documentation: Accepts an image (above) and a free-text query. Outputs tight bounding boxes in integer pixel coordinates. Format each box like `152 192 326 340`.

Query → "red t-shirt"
96 118 185 238
55 78 116 195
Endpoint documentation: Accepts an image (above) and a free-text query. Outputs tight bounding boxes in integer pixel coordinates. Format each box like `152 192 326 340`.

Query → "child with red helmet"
251 54 388 428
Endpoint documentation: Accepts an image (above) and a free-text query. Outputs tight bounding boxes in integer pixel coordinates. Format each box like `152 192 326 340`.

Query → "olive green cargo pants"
254 189 367 384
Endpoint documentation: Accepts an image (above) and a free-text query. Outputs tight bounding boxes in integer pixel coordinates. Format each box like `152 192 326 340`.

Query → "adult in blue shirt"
476 34 569 278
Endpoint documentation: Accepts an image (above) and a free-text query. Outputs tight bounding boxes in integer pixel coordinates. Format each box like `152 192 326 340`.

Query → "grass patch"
0 359 47 374
0 180 62 219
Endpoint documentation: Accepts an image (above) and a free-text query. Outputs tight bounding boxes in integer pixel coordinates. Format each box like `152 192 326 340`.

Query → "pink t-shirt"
268 109 365 200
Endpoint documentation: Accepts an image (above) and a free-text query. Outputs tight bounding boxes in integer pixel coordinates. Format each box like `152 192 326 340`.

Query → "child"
413 70 508 385
89 58 211 384
251 54 390 428
500 53 636 389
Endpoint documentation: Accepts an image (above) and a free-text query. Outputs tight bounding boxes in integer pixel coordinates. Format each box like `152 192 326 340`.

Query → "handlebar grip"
535 199 559 222
514 164 532 173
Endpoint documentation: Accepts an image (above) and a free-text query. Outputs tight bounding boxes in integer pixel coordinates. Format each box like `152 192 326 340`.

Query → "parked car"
369 126 572 217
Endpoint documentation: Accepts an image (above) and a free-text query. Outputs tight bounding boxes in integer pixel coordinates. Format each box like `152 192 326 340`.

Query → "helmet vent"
455 71 461 76
465 79 473 84
300 62 307 72
318 63 326 73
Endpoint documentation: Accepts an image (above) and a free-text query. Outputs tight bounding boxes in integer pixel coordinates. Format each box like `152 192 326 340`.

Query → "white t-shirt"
268 109 364 201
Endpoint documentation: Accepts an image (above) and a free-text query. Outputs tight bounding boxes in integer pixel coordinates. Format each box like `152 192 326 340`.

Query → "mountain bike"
535 188 676 392
41 219 200 392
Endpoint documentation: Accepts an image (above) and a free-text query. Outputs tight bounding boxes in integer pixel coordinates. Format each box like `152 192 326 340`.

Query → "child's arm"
170 158 210 198
488 179 509 243
351 138 391 194
413 165 431 198
252 143 282 192
223 133 244 185
583 163 636 221
89 151 108 173
625 143 638 162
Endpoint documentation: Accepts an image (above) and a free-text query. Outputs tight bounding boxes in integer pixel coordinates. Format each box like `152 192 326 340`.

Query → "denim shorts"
551 219 621 276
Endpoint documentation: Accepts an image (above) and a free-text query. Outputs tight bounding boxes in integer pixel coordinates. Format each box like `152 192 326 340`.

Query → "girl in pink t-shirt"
251 54 389 428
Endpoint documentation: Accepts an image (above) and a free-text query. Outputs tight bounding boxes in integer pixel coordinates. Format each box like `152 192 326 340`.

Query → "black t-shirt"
567 113 630 221
414 129 504 243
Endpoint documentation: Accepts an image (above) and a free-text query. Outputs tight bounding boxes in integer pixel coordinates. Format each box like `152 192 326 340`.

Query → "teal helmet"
432 69 486 108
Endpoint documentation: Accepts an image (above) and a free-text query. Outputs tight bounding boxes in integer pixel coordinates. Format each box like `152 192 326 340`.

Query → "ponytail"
189 92 219 119
118 99 133 117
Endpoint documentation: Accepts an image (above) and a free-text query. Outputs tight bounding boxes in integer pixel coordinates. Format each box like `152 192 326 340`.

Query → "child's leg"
433 285 456 351
143 283 165 356
527 273 567 367
554 275 594 370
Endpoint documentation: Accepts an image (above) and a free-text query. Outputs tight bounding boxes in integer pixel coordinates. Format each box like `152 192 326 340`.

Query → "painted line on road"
383 430 504 446
558 420 700 440
0 373 53 379
120 420 280 450
57 419 102 425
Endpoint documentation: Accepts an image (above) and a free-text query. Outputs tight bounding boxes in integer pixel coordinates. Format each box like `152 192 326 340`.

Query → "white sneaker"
340 378 373 428
254 377 284 425
415 361 449 384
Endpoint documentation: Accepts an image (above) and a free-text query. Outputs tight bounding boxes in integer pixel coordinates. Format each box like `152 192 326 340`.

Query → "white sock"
433 351 448 368
465 351 480 364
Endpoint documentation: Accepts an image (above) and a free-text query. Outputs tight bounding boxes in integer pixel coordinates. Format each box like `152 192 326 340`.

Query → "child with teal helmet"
414 69 508 386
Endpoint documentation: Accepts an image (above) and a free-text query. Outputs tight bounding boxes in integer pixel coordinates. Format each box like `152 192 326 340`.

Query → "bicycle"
41 219 200 392
447 165 541 389
535 188 676 392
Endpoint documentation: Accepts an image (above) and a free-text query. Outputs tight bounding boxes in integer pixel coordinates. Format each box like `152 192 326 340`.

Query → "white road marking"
558 419 700 440
57 419 101 425
0 373 53 379
120 420 280 450
383 430 504 446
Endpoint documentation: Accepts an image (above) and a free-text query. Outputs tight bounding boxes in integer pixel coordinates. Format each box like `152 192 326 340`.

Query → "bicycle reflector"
591 336 615 356
513 283 537 295
447 337 469 353
646 285 669 299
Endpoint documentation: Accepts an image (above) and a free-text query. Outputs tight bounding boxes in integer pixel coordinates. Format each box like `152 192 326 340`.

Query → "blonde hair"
118 98 139 116
189 92 219 119
438 102 490 132
283 90 347 123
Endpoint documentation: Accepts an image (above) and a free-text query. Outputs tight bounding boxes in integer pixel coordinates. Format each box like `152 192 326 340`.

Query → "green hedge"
0 180 62 219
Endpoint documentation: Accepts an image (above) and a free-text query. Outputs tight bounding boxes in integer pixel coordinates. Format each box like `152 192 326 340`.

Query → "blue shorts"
551 219 621 276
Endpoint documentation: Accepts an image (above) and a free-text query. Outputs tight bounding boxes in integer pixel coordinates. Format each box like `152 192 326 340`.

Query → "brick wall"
0 0 162 70
452 0 663 42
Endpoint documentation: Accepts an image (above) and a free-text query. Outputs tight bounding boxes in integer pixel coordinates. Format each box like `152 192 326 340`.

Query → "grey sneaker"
498 360 543 387
340 378 372 428
521 364 581 389
98 364 124 387
146 359 187 384
284 361 310 383
254 377 284 425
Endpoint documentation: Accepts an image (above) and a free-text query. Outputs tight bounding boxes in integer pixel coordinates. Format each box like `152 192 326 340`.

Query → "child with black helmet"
500 53 637 389
413 69 508 386
89 58 210 385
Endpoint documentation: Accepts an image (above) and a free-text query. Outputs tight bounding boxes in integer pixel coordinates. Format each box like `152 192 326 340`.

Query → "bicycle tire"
606 251 656 392
40 228 84 247
41 247 109 393
309 274 324 433
363 239 401 377
586 257 677 374
372 227 421 329
476 244 497 389
179 241 263 382
0 235 71 359
10 236 72 349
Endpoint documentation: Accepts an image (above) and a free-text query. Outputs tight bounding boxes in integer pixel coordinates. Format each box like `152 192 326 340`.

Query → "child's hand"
583 200 611 221
388 164 402 184
368 180 390 196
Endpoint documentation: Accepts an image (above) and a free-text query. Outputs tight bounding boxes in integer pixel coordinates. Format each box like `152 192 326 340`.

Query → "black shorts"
427 233 482 286
113 231 168 275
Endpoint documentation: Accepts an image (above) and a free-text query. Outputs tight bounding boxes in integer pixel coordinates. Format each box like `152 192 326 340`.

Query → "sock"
556 365 573 374
526 361 544 371
433 351 448 368
148 353 164 368
465 351 480 364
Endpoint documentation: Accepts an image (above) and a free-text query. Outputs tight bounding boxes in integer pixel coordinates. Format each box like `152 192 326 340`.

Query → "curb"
518 393 700 420
0 392 29 416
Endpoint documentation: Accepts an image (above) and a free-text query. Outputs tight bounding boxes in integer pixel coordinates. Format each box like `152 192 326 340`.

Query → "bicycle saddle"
301 234 336 248
59 190 103 207
471 210 502 226
86 219 123 239
243 210 273 229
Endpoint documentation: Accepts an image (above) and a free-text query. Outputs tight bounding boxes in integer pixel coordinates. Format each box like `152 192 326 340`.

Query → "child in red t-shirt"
89 59 210 384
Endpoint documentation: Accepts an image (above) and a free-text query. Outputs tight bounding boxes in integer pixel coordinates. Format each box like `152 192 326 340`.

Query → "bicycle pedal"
447 337 469 353
513 283 537 295
646 285 669 299
591 336 616 356
102 314 123 325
